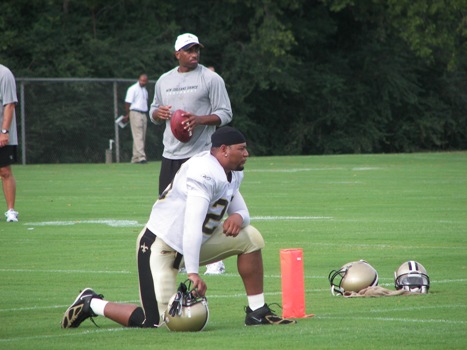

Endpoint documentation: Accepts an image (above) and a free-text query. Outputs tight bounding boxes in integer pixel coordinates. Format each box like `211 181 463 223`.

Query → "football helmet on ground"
163 280 209 331
328 260 379 295
394 260 430 294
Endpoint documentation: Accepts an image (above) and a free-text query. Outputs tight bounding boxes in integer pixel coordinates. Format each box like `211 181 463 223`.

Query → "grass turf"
0 152 466 349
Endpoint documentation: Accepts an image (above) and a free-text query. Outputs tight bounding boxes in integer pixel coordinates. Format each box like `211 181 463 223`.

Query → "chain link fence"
16 78 163 164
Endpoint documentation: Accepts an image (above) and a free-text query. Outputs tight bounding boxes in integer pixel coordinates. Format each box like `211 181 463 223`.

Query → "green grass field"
1 152 466 349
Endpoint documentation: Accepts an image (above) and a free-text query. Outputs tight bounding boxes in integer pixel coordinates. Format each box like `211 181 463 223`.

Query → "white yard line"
22 215 466 228
318 315 467 325
0 328 132 343
23 219 141 227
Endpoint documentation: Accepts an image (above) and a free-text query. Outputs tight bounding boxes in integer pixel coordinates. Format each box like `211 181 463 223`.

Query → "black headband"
211 126 246 147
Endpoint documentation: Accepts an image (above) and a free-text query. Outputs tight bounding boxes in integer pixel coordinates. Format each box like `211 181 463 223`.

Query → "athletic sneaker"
5 209 19 222
61 288 103 328
245 304 297 326
205 261 226 275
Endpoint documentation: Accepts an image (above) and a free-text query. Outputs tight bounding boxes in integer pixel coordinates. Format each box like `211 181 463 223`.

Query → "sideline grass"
0 152 466 349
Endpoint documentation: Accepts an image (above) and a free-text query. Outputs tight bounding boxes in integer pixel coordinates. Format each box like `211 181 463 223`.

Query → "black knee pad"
128 307 145 327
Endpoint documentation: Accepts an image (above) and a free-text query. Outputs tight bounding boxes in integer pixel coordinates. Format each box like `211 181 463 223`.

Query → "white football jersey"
146 151 247 273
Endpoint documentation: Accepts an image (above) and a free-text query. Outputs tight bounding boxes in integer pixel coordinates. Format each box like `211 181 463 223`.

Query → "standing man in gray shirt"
149 33 233 195
0 64 19 222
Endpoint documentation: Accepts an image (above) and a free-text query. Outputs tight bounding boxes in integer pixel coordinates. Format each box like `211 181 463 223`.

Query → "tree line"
1 0 465 161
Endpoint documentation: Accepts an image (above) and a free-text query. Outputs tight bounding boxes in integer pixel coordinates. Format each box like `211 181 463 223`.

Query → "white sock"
247 293 265 311
90 298 108 317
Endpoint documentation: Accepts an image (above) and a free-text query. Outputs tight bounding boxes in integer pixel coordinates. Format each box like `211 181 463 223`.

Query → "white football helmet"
394 261 430 294
163 280 209 332
328 260 379 295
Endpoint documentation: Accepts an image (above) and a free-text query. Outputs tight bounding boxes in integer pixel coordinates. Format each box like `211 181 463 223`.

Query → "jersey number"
202 198 228 235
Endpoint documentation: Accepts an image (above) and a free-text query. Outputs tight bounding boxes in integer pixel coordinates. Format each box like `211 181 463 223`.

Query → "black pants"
158 157 190 195
136 227 183 327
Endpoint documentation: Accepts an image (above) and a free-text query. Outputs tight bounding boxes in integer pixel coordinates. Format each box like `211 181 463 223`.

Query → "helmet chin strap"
330 285 344 296
403 285 428 294
164 279 210 331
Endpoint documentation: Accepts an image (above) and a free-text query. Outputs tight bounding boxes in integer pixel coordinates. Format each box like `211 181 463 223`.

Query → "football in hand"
170 109 193 143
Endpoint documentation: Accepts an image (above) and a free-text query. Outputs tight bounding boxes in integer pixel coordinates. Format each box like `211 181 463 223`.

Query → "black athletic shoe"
61 288 103 328
245 303 297 326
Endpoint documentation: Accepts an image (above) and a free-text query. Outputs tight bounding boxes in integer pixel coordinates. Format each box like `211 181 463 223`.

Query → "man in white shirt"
62 127 296 329
124 74 149 164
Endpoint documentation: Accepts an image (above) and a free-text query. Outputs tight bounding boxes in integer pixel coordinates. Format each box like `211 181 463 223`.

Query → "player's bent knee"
242 225 265 253
128 307 145 327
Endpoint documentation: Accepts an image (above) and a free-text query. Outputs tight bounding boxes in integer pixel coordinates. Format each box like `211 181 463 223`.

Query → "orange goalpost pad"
280 248 314 319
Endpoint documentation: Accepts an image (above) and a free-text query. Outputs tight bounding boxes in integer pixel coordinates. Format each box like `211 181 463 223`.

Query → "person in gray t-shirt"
149 33 233 195
0 64 19 222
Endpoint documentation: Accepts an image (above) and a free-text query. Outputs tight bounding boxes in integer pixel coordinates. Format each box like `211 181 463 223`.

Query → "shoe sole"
245 318 297 326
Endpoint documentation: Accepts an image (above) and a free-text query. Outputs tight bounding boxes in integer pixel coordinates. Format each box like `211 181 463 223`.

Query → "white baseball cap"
174 33 204 51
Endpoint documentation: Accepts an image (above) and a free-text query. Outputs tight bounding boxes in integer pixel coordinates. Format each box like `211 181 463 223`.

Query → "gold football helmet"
163 280 209 332
328 260 379 295
394 261 430 293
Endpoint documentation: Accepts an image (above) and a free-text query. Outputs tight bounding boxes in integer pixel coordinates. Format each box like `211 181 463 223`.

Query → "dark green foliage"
1 0 465 162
